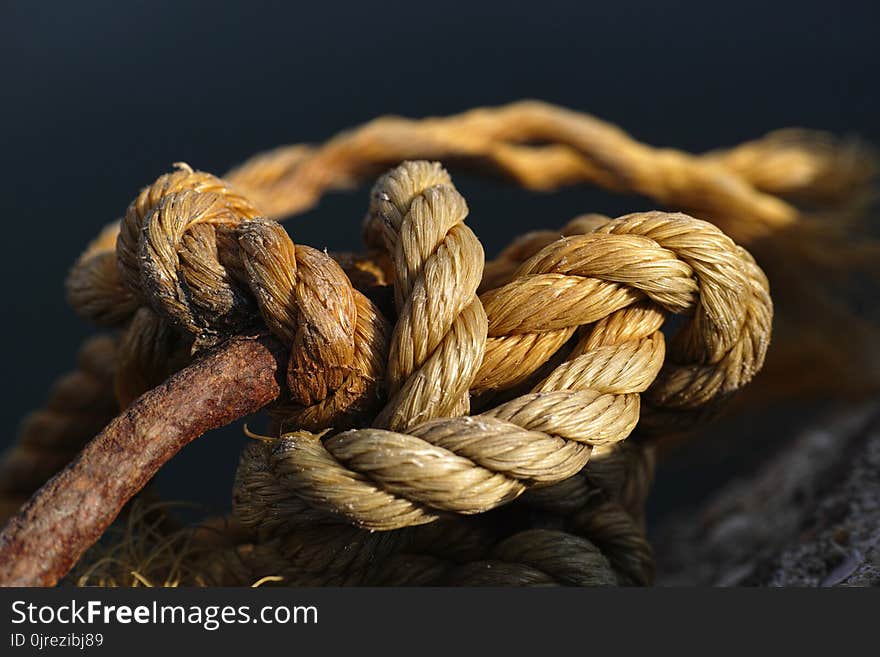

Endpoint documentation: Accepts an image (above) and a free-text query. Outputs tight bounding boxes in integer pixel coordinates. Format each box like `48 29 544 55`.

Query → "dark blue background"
2 0 877 516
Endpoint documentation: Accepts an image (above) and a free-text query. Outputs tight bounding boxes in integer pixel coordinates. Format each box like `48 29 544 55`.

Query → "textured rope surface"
233 182 770 532
55 156 771 585
224 100 877 399
67 163 391 430
225 101 875 245
16 102 810 586
224 439 655 586
365 161 487 429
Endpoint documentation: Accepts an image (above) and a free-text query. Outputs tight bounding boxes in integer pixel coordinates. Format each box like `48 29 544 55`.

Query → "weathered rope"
41 104 802 586
225 101 875 245
380 441 657 586
64 441 654 586
364 161 487 429
54 154 772 585
224 440 653 585
67 163 391 430
237 218 390 430
222 100 877 400
62 101 875 404
223 162 768 582
233 188 770 532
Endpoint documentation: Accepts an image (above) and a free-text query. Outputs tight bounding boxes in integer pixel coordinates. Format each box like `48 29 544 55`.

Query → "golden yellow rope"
232 166 769 532
224 101 872 245
63 101 877 403
50 149 774 586
227 440 654 586
365 161 487 429
39 103 825 587
221 100 877 400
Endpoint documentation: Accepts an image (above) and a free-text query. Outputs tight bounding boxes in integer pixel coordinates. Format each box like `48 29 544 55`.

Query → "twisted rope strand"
222 101 872 399
67 163 393 430
233 199 771 531
139 190 256 342
47 146 776 586
117 164 261 296
365 162 488 430
231 436 655 586
225 101 800 240
238 219 389 429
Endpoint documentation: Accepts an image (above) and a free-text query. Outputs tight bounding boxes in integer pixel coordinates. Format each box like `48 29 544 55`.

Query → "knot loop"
235 193 771 531
139 189 256 342
237 218 390 430
116 164 261 300
365 161 488 430
71 162 392 428
66 145 774 586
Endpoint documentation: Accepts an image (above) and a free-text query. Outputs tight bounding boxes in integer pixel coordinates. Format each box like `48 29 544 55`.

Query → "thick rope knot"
363 161 488 430
67 165 264 405
67 163 390 425
237 218 389 430
137 189 259 341
245 335 652 529
116 164 261 300
59 133 777 585
67 165 261 333
475 211 772 427
591 213 772 425
235 196 771 531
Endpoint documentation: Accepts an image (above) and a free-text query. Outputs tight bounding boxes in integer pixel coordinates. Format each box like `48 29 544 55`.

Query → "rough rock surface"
653 403 880 586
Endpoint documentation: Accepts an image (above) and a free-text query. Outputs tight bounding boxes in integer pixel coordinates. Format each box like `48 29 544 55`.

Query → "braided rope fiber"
233 167 770 533
30 105 795 586
55 156 772 584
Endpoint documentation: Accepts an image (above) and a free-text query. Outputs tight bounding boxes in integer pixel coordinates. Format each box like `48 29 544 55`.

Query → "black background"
2 1 878 516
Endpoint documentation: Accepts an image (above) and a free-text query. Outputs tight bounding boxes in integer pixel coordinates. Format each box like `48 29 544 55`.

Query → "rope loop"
64 120 777 583
365 161 488 430
233 163 772 532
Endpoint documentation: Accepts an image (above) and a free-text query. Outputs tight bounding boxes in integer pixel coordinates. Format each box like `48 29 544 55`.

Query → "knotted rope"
232 167 770 534
9 102 833 585
52 152 774 585
222 100 877 400
65 163 391 430
61 101 875 408
365 161 487 429
226 439 656 586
